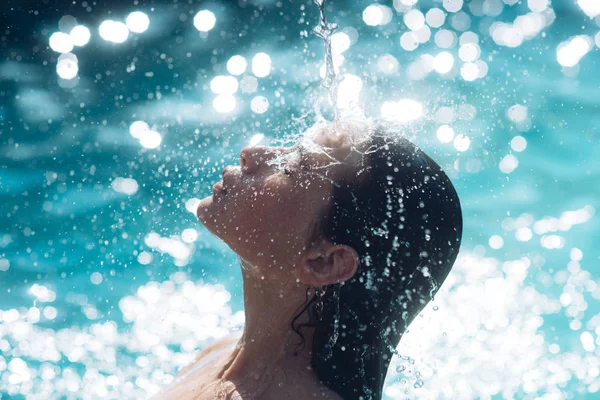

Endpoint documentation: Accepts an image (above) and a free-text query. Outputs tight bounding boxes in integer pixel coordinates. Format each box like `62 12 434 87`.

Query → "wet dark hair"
291 124 463 400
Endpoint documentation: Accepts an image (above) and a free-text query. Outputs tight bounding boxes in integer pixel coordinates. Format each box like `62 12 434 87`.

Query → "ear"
297 242 359 287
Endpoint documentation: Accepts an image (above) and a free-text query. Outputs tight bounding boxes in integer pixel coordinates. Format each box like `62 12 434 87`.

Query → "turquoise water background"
1 0 599 398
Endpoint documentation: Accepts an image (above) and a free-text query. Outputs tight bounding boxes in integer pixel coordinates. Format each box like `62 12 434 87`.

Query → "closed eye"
283 145 308 175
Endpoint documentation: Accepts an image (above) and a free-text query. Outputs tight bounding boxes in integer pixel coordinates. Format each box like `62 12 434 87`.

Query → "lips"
212 166 235 195
213 181 224 194
220 165 241 194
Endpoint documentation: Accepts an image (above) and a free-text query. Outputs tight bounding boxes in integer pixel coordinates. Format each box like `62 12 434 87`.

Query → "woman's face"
196 123 367 270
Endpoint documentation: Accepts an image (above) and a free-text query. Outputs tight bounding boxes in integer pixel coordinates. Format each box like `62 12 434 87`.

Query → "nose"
240 145 284 174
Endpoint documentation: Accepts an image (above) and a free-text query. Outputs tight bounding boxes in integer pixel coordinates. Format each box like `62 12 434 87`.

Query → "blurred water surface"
1 0 599 398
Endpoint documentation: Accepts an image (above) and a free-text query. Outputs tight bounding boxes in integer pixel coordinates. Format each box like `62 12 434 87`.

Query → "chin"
196 195 217 225
197 193 231 237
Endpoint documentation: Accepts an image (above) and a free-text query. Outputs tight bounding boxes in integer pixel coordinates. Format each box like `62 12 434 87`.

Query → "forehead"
295 122 370 180
305 125 345 148
300 121 370 153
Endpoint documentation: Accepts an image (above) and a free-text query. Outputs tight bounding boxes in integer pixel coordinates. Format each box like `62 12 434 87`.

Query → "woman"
155 118 462 400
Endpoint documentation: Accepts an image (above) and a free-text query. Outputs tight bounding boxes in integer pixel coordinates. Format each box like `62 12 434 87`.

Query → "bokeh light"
193 10 216 32
336 74 363 110
437 125 455 143
212 94 236 113
381 99 423 122
443 0 464 13
111 178 139 195
507 104 528 122
250 96 269 114
489 235 504 249
210 75 239 95
129 121 150 139
49 32 74 53
435 29 458 49
511 136 527 152
400 32 420 51
426 8 446 28
433 52 455 74
240 75 258 93
404 9 425 31
362 4 392 26
99 20 129 43
139 130 162 149
56 53 78 80
499 154 519 174
577 0 600 18
226 55 247 76
69 25 91 47
331 32 351 54
58 15 78 34
126 11 150 33
376 54 400 74
251 52 272 78
249 133 265 146
453 134 471 151
458 43 481 62
556 35 593 67
460 62 479 81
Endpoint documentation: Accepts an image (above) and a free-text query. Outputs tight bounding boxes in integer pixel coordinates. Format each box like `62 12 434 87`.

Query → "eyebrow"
292 143 308 168
283 142 310 171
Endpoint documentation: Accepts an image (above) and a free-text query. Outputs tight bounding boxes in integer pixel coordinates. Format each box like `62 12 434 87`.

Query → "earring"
319 282 341 361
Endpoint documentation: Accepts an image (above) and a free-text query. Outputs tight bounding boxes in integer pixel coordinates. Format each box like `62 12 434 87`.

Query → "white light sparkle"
453 135 470 151
336 74 363 110
126 11 150 34
212 94 236 113
129 121 150 139
433 52 455 74
49 32 74 53
210 75 239 95
381 99 423 123
69 25 91 46
426 8 446 28
251 52 272 78
227 55 247 76
250 96 269 114
139 130 162 149
443 0 464 13
194 10 216 32
460 62 479 81
56 53 78 80
578 0 600 18
437 125 455 143
499 154 519 174
99 20 129 43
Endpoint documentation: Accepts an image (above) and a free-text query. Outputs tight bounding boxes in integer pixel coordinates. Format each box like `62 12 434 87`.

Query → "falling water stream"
313 0 341 120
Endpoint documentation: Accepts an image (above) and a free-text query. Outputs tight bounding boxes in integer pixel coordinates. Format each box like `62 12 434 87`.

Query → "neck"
217 259 317 395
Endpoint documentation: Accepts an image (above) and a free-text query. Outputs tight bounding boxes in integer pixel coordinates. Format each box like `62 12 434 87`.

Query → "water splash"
313 0 341 120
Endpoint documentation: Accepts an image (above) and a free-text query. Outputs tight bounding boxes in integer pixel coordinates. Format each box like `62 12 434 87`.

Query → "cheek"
225 179 292 227
234 175 322 231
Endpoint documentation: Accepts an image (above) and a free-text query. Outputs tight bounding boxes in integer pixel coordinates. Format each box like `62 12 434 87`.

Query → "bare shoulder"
175 329 242 379
192 330 243 364
152 331 243 400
